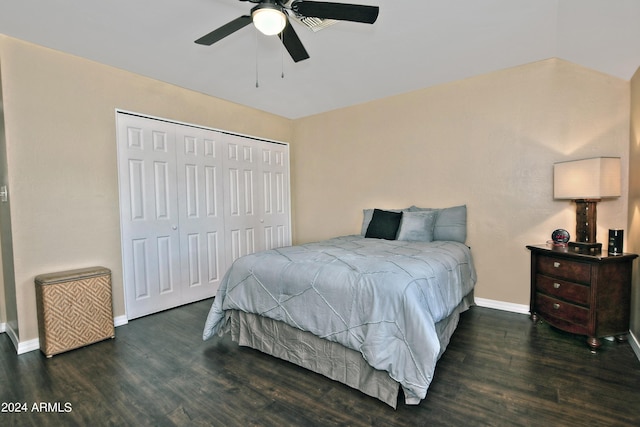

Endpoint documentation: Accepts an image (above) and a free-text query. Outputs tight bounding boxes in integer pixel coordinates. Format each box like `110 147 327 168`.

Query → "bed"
203 205 477 408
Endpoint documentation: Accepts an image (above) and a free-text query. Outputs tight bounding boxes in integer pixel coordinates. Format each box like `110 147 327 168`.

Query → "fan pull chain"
255 28 260 88
280 32 285 79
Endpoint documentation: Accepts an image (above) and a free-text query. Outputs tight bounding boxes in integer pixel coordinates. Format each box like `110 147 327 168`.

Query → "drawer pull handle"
553 282 561 289
553 262 561 268
553 303 560 310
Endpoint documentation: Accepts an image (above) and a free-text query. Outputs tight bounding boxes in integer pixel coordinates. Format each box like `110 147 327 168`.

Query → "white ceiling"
0 0 639 119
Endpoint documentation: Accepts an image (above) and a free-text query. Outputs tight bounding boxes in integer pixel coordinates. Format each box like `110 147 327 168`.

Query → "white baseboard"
17 338 40 355
5 323 20 352
629 331 640 362
114 315 128 327
474 297 530 315
5 315 129 355
3 323 39 355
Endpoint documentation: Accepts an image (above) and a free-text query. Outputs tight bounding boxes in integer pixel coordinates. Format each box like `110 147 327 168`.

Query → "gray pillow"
407 206 435 212
408 204 467 243
396 210 438 242
434 205 467 243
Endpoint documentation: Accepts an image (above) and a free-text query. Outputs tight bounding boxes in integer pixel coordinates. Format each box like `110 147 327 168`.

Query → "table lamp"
553 157 621 252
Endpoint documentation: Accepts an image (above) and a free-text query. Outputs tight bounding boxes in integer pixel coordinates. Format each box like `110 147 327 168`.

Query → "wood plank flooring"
1 300 640 426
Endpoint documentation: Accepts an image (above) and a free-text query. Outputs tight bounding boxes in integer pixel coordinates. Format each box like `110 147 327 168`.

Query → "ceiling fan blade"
281 20 310 63
292 1 379 24
195 15 252 45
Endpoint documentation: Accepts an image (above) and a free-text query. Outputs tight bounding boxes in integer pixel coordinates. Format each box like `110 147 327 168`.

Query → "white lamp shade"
553 157 621 199
252 7 286 36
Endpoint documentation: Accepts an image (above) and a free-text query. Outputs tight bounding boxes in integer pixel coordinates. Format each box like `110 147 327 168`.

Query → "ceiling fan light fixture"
252 4 287 36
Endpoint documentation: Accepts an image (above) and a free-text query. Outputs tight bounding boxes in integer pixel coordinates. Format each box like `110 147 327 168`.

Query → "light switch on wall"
0 185 7 202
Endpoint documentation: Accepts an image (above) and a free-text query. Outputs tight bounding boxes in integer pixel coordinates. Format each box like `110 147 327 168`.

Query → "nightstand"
527 244 637 352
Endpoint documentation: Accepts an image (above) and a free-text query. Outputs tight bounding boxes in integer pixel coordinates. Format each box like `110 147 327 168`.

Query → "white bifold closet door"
223 133 290 263
117 113 290 320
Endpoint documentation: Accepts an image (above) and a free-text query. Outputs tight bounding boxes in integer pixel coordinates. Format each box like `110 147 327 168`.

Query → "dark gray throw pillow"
365 209 403 240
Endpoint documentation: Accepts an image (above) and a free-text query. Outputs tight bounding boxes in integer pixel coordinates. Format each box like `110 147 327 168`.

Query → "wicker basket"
35 266 115 357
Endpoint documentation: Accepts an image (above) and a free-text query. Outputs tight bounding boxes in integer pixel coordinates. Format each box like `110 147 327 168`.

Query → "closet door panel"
117 115 182 319
260 144 291 249
176 127 226 302
223 135 262 262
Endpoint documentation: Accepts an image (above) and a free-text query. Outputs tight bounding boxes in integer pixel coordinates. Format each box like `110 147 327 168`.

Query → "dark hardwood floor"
2 300 640 426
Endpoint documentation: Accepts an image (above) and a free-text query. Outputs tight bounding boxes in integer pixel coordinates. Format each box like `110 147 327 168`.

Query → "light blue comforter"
203 235 476 402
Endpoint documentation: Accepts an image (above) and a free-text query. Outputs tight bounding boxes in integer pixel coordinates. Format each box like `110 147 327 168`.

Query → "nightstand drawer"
536 293 589 325
535 274 589 306
536 255 590 283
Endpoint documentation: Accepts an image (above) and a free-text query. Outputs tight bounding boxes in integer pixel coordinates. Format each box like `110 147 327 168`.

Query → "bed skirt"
225 290 474 408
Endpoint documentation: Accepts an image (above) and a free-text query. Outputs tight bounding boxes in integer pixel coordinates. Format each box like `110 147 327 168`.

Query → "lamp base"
568 241 602 253
574 199 599 244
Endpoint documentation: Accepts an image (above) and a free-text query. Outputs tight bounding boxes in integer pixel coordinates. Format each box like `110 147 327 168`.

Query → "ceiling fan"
195 0 380 63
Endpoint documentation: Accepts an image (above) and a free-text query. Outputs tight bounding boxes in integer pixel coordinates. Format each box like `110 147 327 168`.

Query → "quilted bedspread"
203 235 476 403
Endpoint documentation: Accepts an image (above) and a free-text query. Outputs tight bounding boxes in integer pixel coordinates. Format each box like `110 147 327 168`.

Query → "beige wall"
0 34 634 348
292 59 630 306
629 66 640 342
0 36 292 343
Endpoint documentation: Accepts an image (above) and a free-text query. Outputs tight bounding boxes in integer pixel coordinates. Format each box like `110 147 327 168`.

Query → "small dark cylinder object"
608 229 624 255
